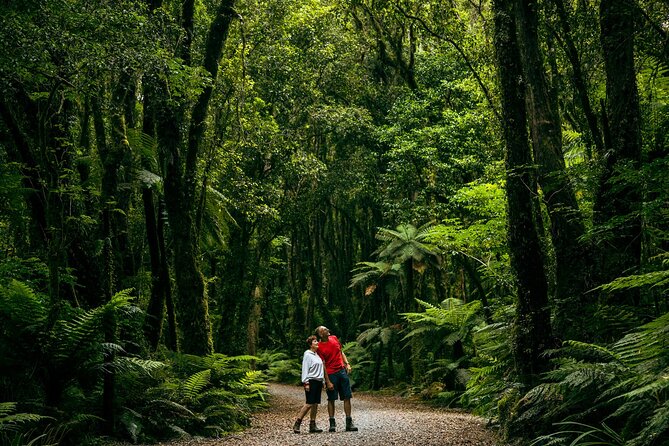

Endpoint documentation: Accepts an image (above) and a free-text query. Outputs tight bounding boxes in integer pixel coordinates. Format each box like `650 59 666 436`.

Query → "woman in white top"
293 335 325 433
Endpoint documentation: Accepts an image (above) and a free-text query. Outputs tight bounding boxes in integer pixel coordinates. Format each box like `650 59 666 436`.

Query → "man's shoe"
309 420 323 433
328 417 336 432
345 416 358 432
293 418 301 433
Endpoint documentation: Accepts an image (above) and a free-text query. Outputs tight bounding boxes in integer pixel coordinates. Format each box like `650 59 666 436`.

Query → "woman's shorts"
304 379 323 404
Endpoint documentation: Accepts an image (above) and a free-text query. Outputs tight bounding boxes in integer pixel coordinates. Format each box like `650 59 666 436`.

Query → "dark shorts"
326 369 352 401
304 379 323 404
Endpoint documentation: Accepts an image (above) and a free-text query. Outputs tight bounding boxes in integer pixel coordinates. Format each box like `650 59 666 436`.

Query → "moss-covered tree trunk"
516 0 590 340
155 0 236 355
551 0 603 158
593 0 642 305
492 0 553 384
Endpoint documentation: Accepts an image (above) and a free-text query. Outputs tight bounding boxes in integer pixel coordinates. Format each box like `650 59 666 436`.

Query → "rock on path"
177 383 502 446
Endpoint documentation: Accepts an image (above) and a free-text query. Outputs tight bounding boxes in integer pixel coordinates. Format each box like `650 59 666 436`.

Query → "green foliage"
530 421 626 446
460 310 517 413
347 322 401 390
0 281 144 443
1 0 669 445
375 223 440 268
508 312 669 445
117 352 268 442
428 179 513 298
0 403 49 434
254 350 301 384
0 280 269 443
402 298 485 395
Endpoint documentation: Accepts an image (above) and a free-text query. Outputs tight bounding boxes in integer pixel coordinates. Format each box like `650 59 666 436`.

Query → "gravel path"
173 383 503 446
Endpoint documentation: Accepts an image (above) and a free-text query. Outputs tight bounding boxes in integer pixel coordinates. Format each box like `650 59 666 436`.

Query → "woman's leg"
293 403 313 433
298 403 312 420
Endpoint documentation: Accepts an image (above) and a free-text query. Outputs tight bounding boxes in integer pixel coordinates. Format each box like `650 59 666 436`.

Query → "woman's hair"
306 335 318 347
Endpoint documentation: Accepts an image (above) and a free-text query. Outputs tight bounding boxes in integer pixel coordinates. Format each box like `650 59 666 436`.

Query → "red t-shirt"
317 335 344 375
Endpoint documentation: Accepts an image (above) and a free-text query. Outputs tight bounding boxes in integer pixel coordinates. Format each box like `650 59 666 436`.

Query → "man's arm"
341 351 352 374
324 368 333 389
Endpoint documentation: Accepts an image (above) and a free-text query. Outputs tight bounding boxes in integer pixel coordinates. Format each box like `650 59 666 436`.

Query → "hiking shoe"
309 420 323 433
345 416 358 432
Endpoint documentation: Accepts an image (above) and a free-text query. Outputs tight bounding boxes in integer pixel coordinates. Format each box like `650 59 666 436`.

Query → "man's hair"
306 335 318 347
314 326 324 336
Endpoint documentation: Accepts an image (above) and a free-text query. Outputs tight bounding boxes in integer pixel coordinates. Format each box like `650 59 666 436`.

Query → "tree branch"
394 4 502 123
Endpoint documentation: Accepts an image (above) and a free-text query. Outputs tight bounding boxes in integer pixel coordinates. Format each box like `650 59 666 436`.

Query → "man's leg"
326 372 339 432
344 399 358 432
341 374 358 432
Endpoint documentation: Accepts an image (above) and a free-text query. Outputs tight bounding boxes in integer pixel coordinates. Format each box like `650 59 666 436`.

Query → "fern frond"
612 311 669 366
112 357 166 376
181 369 211 402
617 376 669 401
147 399 198 418
0 280 48 328
630 399 669 446
0 403 17 418
561 340 622 363
0 402 51 437
126 129 158 165
598 270 669 293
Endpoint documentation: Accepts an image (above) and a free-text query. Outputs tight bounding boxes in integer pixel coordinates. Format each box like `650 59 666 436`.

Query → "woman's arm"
301 353 309 384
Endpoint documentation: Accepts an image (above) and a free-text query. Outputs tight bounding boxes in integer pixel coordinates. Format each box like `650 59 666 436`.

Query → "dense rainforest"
1 0 668 444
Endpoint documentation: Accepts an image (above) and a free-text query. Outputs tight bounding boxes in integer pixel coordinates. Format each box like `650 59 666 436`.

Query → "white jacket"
301 350 325 384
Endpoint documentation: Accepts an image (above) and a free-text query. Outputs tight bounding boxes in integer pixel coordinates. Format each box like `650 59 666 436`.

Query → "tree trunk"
219 215 251 354
158 199 178 351
593 0 642 305
155 0 236 355
141 139 167 348
551 0 603 157
247 285 262 369
516 0 590 340
492 0 552 384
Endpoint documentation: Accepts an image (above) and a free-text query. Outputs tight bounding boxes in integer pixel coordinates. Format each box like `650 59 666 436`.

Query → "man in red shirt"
315 326 358 432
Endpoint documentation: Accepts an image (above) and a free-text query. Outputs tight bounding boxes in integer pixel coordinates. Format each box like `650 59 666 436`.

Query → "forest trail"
160 383 502 446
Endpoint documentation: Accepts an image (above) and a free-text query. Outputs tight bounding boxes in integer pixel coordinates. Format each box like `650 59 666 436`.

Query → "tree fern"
52 288 135 363
350 261 396 288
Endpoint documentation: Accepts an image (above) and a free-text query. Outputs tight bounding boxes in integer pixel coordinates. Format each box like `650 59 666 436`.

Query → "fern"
111 357 166 376
599 270 669 293
120 351 268 441
0 403 48 432
52 288 135 363
0 280 47 329
530 421 626 446
520 311 669 445
180 369 211 403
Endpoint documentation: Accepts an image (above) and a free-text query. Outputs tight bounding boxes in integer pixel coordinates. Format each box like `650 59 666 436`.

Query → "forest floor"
129 383 504 446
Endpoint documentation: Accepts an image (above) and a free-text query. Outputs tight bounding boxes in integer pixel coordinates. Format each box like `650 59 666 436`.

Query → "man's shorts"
304 379 323 404
326 369 353 401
